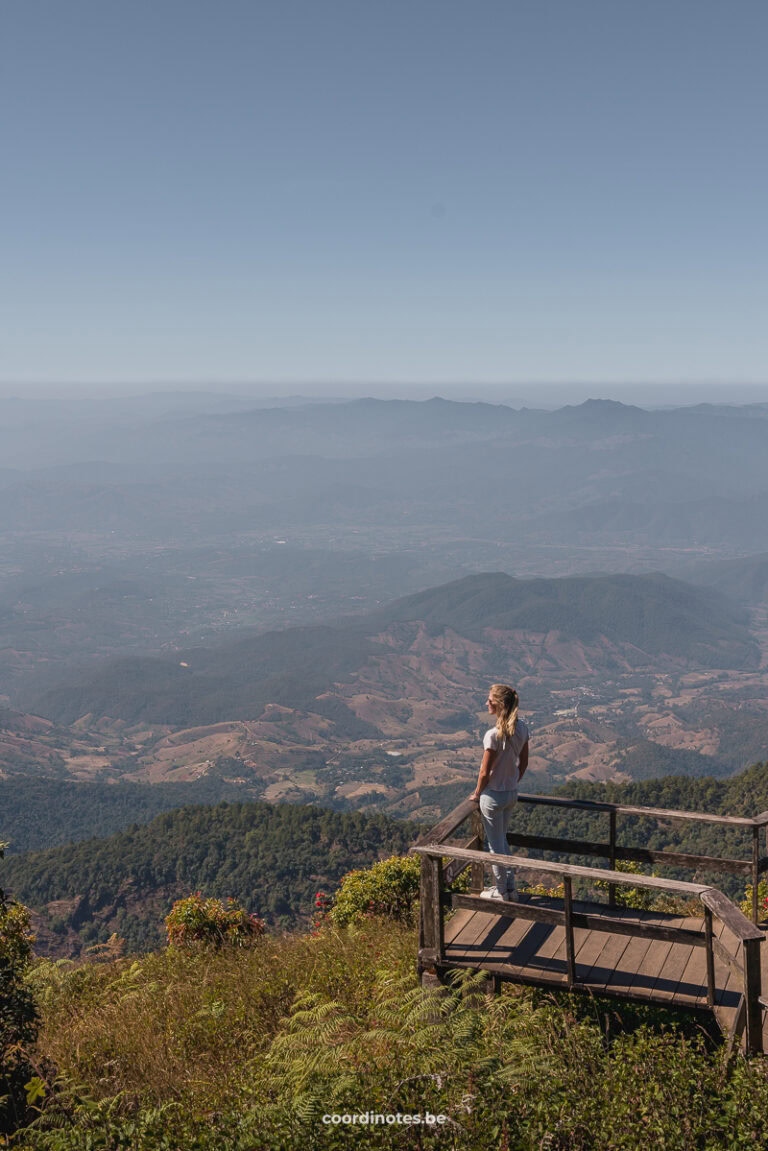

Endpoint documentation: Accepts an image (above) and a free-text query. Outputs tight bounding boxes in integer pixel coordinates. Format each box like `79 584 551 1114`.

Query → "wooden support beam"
609 810 617 908
569 912 705 947
451 893 566 926
432 855 445 965
723 996 747 1070
470 808 485 893
743 937 763 1054
419 856 436 960
704 907 716 1007
753 826 761 925
563 876 576 985
450 894 707 946
712 936 743 978
443 836 479 886
700 889 764 942
415 844 712 896
412 798 476 849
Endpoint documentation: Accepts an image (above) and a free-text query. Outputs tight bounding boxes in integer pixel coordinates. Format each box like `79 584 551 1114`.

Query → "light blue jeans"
479 787 518 892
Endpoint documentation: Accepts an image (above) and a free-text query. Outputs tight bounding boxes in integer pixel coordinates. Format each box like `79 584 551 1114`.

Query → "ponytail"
490 684 519 747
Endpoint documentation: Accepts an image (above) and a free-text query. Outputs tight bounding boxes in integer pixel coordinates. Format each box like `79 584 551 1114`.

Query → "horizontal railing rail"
517 793 764 827
416 793 768 924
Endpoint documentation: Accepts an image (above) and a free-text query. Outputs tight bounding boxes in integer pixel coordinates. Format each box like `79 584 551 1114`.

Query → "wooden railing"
513 793 768 923
411 795 767 1054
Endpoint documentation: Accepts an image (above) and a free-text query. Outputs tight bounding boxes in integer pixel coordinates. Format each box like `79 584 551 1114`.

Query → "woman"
470 683 529 901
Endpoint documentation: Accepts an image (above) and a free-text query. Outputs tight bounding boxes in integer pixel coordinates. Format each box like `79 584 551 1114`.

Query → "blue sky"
2 0 767 391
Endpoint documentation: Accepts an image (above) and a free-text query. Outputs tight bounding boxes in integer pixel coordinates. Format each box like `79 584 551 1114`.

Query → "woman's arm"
517 740 529 782
471 748 496 801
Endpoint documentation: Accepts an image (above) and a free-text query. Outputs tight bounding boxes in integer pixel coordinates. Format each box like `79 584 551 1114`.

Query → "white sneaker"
479 887 504 900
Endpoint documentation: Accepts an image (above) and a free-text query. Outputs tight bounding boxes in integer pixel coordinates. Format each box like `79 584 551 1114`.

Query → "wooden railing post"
563 875 576 986
608 810 617 907
704 907 716 1007
432 856 445 965
419 855 436 975
470 807 484 893
752 825 761 925
743 936 763 1054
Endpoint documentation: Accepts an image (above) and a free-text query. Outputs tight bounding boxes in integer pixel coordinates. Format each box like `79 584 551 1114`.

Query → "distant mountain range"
2 397 768 546
3 394 768 811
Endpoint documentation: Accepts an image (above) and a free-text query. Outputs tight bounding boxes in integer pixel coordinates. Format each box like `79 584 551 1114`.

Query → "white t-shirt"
483 719 529 790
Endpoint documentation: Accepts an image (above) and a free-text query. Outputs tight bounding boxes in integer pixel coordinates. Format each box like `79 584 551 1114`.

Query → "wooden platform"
442 895 767 1045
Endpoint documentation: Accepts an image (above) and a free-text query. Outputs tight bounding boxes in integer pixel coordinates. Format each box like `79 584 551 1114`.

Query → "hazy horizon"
3 380 768 409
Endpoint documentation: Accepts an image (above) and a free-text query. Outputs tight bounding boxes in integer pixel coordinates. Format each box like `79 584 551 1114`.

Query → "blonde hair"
489 683 519 746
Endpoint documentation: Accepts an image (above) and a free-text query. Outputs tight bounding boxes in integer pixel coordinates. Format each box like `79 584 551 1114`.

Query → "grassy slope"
14 917 768 1150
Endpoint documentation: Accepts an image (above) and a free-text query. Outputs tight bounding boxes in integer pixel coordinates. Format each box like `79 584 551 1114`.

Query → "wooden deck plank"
642 918 700 1003
445 908 500 963
517 915 569 982
471 909 534 972
444 907 475 947
581 931 635 992
675 934 711 1008
602 934 657 996
625 938 676 999
480 895 555 967
477 916 555 982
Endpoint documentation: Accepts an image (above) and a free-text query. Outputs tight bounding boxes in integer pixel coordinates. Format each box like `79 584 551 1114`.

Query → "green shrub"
595 859 698 914
330 855 420 927
165 893 264 949
0 842 39 1136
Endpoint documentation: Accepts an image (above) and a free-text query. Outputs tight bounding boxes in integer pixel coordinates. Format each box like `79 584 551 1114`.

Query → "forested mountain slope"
32 571 757 729
1 801 417 954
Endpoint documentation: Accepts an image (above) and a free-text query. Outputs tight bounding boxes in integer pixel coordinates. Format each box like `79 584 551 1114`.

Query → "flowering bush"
330 855 420 927
740 879 768 920
165 893 264 949
310 890 332 934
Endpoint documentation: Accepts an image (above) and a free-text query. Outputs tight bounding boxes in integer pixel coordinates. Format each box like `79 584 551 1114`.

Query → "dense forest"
0 775 260 854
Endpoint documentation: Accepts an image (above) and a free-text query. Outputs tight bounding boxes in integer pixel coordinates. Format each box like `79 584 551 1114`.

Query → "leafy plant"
594 859 698 914
330 856 420 927
740 878 768 920
165 894 264 949
0 841 39 1136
